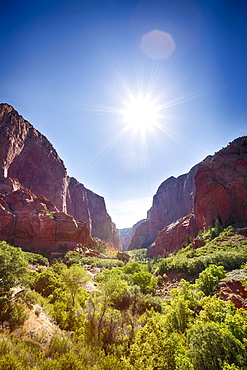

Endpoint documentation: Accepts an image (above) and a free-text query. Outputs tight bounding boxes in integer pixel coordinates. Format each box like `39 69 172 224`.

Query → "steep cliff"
146 214 198 257
0 103 120 249
119 219 144 251
147 136 247 257
128 158 211 250
67 177 120 249
194 137 247 229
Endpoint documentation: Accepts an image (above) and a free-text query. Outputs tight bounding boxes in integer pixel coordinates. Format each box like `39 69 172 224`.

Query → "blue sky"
1 0 247 228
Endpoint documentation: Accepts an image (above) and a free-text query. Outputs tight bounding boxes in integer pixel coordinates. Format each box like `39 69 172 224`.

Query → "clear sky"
1 0 247 229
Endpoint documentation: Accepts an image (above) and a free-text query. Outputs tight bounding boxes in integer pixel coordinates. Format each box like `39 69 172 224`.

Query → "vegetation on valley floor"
0 223 247 369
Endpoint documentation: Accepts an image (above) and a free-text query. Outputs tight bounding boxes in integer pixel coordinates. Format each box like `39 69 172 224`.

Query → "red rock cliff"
0 178 92 253
0 103 120 249
67 177 120 249
194 137 247 229
147 136 247 257
128 158 211 250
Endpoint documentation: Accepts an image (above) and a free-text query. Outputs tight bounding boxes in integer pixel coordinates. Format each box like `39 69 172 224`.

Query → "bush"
196 265 226 296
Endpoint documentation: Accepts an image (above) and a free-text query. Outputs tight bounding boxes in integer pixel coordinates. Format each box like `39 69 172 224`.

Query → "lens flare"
80 59 207 173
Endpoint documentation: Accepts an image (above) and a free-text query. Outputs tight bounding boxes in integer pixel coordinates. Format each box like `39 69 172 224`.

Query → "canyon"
1 103 246 258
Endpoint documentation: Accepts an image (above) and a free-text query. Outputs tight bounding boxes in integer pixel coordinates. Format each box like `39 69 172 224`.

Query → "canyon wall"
0 178 93 253
128 158 211 250
194 137 247 229
146 136 247 257
0 103 120 250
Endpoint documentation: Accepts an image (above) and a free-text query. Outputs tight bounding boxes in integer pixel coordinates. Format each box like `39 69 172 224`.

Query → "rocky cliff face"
67 177 120 248
128 159 211 251
0 178 93 253
194 137 247 230
119 220 144 251
146 214 197 257
146 136 247 257
0 103 120 250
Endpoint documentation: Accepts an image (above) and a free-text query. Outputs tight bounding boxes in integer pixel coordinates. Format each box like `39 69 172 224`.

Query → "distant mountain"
118 219 144 251
127 136 247 257
0 103 120 252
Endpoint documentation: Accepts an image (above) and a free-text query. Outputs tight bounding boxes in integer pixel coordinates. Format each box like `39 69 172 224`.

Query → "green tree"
127 315 189 370
215 218 223 236
188 322 246 370
123 261 145 275
62 265 90 306
33 265 66 301
165 296 193 334
0 242 28 300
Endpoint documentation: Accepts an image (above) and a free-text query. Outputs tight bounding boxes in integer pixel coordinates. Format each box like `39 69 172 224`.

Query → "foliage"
23 251 49 266
96 261 158 294
63 252 124 269
32 263 67 301
188 321 246 369
127 248 149 262
0 300 28 331
195 265 226 295
0 241 28 300
1 229 247 369
62 264 89 306
155 227 247 277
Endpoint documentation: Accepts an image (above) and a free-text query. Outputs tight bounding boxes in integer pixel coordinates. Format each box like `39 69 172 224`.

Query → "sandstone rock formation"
119 220 144 251
0 103 120 250
128 158 211 251
146 215 197 257
0 104 67 211
194 136 247 230
146 136 247 257
67 177 120 248
0 178 93 253
218 270 247 310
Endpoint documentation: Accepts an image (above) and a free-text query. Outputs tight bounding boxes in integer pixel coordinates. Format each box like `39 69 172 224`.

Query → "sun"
122 96 159 133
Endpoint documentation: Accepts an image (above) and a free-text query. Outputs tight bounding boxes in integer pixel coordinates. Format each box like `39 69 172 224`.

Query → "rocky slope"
147 136 247 257
0 103 120 250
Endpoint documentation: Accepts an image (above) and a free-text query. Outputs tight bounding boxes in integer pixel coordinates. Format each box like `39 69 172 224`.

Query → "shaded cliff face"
119 220 144 251
128 160 208 250
0 178 92 253
147 136 247 257
0 103 120 249
67 177 120 249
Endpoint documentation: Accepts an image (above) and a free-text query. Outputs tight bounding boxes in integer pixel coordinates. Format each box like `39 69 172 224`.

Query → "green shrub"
196 265 226 296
